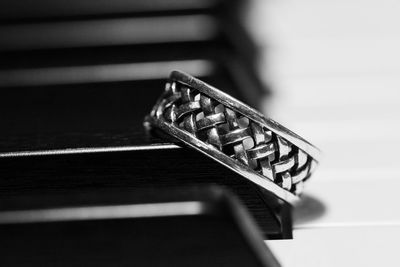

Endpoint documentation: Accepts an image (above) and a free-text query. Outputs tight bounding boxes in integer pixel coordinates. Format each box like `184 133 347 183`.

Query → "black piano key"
0 0 288 241
0 0 233 21
0 54 288 239
0 57 265 151
0 149 290 240
0 186 280 267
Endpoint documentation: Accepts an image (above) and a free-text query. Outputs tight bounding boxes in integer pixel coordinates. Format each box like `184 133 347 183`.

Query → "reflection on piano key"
0 60 214 87
0 0 218 19
0 202 205 224
0 15 218 50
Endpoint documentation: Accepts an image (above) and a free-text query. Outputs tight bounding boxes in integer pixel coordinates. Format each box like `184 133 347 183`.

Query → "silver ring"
145 70 320 204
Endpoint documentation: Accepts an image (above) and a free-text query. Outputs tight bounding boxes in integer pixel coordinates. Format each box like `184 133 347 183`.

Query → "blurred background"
1 0 400 266
246 1 400 266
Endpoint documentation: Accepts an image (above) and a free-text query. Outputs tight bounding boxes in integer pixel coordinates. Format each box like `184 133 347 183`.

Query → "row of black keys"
0 1 286 266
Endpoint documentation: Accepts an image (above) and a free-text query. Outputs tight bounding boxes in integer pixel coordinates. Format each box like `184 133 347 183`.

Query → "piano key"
293 177 400 228
246 1 400 78
0 0 223 20
0 186 280 267
0 15 218 51
0 145 292 239
261 76 400 110
0 60 214 87
267 226 400 267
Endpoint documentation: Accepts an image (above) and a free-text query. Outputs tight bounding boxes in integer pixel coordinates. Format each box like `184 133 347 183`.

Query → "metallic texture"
145 70 321 204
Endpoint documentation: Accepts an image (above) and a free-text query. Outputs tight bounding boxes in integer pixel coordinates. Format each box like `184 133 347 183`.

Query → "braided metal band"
145 71 320 204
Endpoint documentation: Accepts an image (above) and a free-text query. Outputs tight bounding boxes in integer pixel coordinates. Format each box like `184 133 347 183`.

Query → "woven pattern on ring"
158 81 316 195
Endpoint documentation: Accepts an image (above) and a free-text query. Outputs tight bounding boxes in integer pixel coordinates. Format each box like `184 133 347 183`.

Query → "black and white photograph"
0 0 398 266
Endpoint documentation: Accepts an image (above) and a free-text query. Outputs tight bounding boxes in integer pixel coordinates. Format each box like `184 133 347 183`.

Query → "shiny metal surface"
145 71 320 204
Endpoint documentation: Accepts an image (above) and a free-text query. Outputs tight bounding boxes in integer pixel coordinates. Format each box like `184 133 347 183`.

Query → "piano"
1 0 399 266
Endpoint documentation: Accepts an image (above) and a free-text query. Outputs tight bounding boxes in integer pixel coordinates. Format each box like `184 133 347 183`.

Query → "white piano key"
264 105 400 123
263 40 400 76
248 0 400 43
247 0 400 77
248 0 400 265
260 76 400 109
267 226 400 267
276 121 400 142
294 177 400 227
